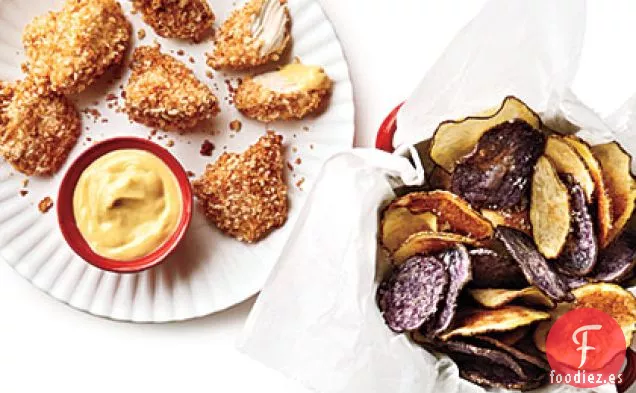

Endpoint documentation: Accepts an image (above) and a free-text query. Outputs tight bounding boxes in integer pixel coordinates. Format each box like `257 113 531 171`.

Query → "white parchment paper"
240 0 635 392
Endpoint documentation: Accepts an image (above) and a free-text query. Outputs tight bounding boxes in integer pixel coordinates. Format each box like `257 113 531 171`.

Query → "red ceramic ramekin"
57 137 193 274
376 102 636 393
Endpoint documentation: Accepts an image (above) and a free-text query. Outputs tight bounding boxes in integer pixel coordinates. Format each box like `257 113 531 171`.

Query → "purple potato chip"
411 333 548 390
470 336 550 372
559 273 589 289
435 340 527 379
433 245 472 335
589 232 636 283
459 361 547 391
496 227 572 302
555 175 598 276
451 120 546 210
377 255 449 332
469 242 527 289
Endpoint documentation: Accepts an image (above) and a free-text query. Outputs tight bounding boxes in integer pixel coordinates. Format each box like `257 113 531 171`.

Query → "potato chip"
452 120 545 210
459 363 545 391
393 231 478 265
563 136 613 247
433 245 472 335
591 142 636 246
429 165 452 190
496 227 572 302
430 96 541 172
589 232 636 283
378 255 449 332
440 306 550 341
411 333 528 380
469 287 554 309
491 326 530 346
544 136 595 202
386 191 493 240
481 209 531 235
471 335 550 371
555 175 598 276
530 156 570 258
381 208 437 252
469 243 527 289
559 273 589 290
533 303 573 352
572 283 636 347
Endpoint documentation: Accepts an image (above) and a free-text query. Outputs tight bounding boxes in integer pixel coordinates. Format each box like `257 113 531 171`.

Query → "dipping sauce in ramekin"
58 137 192 273
73 149 182 261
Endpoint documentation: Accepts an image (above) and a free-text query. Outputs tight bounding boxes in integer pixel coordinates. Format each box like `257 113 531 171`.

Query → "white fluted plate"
0 0 354 322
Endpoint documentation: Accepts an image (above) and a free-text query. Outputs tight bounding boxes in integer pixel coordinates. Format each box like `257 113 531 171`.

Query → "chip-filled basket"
376 102 636 393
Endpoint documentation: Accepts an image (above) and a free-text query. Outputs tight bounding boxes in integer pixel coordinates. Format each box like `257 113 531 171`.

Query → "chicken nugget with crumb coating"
124 45 220 131
132 0 215 42
193 132 288 243
0 79 81 176
207 0 291 70
234 62 333 122
23 0 131 95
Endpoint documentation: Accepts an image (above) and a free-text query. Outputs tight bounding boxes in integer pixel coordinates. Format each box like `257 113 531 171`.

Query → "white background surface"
2 1 636 392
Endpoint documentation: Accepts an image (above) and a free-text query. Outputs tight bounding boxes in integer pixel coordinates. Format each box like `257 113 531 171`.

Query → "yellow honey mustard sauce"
277 63 330 91
73 149 182 261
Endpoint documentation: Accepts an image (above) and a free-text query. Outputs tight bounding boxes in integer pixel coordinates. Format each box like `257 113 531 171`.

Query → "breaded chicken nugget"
132 0 215 42
124 45 220 131
234 62 333 122
193 132 288 243
0 79 81 176
207 0 291 70
23 0 131 95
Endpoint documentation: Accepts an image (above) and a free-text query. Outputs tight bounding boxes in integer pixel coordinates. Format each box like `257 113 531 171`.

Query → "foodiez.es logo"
546 308 626 388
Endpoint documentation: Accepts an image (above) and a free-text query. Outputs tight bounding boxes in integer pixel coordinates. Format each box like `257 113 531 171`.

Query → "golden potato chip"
469 287 555 309
393 231 478 265
381 208 437 251
591 142 636 246
530 157 570 258
544 136 595 202
440 306 550 341
481 209 531 235
430 96 542 172
573 283 636 347
533 303 573 353
563 136 613 248
387 191 493 239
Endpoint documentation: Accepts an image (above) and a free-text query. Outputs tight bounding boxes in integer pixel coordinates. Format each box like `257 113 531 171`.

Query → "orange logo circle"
546 308 626 388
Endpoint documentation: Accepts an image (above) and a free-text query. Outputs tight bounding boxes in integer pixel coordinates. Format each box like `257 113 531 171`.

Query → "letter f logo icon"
572 324 602 368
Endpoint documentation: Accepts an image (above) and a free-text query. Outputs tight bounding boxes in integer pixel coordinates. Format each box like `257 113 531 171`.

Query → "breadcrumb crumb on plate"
193 132 288 243
132 0 215 42
208 0 291 70
235 63 333 122
124 45 220 131
22 0 131 95
0 79 81 176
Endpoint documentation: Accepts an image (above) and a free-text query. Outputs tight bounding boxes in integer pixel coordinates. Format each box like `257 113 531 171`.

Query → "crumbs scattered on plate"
200 140 215 156
38 196 54 213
